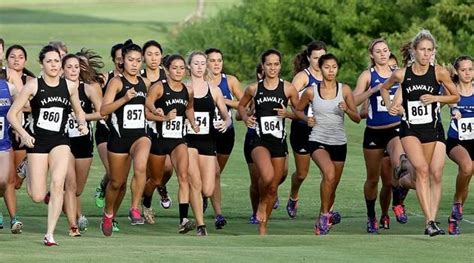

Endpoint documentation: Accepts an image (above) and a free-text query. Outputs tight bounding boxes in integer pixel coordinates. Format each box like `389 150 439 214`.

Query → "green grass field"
1 1 474 262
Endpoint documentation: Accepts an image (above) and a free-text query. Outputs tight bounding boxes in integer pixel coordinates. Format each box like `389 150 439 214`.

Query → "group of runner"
0 28 472 246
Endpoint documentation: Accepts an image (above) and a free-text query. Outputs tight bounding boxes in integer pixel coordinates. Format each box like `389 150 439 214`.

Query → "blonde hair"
401 29 437 67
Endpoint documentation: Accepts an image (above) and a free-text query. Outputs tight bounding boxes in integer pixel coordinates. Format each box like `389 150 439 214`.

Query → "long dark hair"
76 48 105 86
452 55 473 83
6 44 35 77
293 40 327 75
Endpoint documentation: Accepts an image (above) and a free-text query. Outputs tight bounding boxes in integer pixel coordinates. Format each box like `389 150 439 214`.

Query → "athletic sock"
142 194 152 208
179 203 189 223
365 198 376 218
392 186 401 206
100 178 107 191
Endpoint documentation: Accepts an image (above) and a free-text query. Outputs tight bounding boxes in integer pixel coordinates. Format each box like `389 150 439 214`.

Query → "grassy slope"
0 1 473 262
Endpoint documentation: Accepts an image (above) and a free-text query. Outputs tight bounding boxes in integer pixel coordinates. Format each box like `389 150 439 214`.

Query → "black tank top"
0 67 7 80
67 82 93 138
152 80 189 139
254 79 288 140
30 76 70 136
401 65 440 129
108 75 147 138
141 66 167 86
186 84 215 140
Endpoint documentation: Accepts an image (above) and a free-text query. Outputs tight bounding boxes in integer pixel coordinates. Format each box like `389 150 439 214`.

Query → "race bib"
458 117 474 141
123 104 145 129
37 107 63 132
376 95 395 112
162 116 183 138
407 101 432 125
0 117 4 140
187 112 210 135
67 114 83 138
307 103 314 117
261 116 283 138
213 108 231 129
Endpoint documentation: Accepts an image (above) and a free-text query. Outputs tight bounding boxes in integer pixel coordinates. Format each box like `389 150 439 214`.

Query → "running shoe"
248 214 259 224
203 196 208 213
128 208 144 225
0 212 3 229
157 186 172 209
392 204 408 224
143 206 156 225
44 191 50 205
77 215 88 232
16 157 28 179
448 216 460 235
215 214 227 229
273 196 279 209
10 217 23 234
424 221 443 237
286 198 298 218
94 186 105 208
178 218 195 234
314 213 330 235
43 234 58 246
196 225 208 236
367 217 379 234
329 211 342 226
101 215 113 237
451 202 463 221
112 219 120 232
68 225 81 237
379 215 390 229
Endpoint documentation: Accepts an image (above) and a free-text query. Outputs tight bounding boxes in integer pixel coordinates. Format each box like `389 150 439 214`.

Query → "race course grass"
1 1 474 262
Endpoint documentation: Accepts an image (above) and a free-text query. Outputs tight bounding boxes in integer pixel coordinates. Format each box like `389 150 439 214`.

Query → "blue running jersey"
367 67 401 127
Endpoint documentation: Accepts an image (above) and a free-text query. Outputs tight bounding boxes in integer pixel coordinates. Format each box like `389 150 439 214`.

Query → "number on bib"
458 117 474 141
187 112 210 135
123 104 145 129
37 107 63 132
260 116 283 138
376 95 395 112
407 101 432 125
162 116 183 138
213 108 231 129
67 114 83 138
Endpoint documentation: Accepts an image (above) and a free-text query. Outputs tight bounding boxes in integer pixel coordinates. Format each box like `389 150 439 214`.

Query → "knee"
365 177 379 188
202 186 213 198
459 163 473 177
109 178 123 190
30 191 46 203
294 170 308 181
415 165 430 179
267 185 278 197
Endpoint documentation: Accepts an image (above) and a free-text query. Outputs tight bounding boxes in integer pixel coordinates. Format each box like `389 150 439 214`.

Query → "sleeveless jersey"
29 76 70 136
254 79 288 140
0 79 12 148
448 86 474 140
297 68 321 123
186 84 215 140
140 66 167 86
367 67 401 126
308 83 346 145
0 67 7 80
150 80 189 139
108 75 147 138
214 73 233 128
401 65 440 129
67 82 93 138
